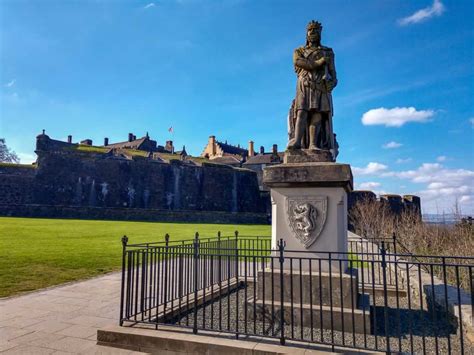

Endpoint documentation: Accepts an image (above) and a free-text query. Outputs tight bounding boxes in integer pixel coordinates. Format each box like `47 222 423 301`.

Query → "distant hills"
423 213 472 224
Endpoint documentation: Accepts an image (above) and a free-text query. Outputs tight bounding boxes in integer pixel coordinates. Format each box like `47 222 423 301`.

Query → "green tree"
0 138 20 163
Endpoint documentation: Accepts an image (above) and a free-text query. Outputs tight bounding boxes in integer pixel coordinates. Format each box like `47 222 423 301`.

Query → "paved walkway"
0 273 144 354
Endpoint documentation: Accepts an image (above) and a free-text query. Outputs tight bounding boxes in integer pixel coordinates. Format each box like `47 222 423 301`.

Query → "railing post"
392 232 397 255
193 232 199 334
235 231 239 279
119 235 128 326
277 238 286 345
234 230 239 338
163 234 170 317
217 231 222 283
235 230 239 252
381 241 390 353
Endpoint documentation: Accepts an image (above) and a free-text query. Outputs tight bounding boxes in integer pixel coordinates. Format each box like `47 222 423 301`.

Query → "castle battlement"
349 190 421 218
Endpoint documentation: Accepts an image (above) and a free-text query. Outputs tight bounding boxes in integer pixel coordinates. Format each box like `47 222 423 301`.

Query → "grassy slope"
0 217 270 297
0 162 36 168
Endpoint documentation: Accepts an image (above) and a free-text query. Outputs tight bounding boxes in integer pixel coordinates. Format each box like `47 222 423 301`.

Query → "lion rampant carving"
293 203 318 238
287 196 327 248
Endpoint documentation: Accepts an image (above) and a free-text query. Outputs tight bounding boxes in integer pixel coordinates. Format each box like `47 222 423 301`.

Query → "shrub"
349 198 473 289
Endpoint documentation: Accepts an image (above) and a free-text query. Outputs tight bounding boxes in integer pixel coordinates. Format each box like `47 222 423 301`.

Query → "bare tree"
349 197 395 239
349 197 474 289
0 138 20 163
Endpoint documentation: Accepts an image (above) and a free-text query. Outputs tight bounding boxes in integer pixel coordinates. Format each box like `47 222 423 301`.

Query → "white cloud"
389 163 474 213
143 2 156 9
398 0 445 26
427 182 445 189
17 152 36 164
357 182 381 190
436 155 447 162
4 79 15 87
362 107 434 127
353 162 388 176
392 163 474 184
396 158 412 164
352 160 474 213
382 141 403 149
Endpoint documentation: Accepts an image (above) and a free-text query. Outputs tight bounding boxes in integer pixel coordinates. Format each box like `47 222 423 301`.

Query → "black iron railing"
119 234 473 354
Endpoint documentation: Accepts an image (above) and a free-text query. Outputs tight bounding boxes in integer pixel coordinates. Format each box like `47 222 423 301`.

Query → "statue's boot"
286 138 301 150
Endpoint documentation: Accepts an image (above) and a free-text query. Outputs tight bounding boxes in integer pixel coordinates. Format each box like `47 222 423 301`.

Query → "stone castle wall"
0 165 37 205
32 151 263 212
0 136 268 224
348 190 422 218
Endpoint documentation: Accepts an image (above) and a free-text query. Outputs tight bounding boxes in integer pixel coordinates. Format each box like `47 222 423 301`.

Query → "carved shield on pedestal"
287 196 328 248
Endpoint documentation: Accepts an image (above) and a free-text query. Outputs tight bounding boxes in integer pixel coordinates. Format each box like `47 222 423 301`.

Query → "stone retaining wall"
348 232 473 338
0 203 269 224
0 137 269 222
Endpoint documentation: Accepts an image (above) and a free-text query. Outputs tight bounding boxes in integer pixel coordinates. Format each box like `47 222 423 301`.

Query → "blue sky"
1 0 473 214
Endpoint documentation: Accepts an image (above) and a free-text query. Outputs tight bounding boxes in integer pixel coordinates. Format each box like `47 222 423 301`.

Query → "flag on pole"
168 126 173 133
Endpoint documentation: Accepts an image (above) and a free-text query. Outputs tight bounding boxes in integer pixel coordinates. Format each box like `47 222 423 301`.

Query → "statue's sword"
322 49 336 158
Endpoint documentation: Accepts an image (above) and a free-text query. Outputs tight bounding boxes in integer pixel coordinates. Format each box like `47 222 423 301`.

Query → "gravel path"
166 283 472 354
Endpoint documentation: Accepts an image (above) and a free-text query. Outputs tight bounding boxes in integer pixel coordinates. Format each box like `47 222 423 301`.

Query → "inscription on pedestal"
287 196 327 248
268 168 309 182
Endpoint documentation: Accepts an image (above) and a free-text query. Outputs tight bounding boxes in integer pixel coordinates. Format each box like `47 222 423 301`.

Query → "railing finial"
277 238 286 249
121 235 128 246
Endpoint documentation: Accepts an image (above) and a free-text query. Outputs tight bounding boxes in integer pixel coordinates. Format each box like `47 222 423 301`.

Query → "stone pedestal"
253 150 371 334
263 150 353 271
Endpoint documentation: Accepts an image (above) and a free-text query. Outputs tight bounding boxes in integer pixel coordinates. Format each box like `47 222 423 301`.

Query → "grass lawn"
0 217 270 298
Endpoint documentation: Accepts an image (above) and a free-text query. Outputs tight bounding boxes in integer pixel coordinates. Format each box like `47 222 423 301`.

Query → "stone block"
268 185 349 271
247 296 370 334
97 325 337 354
256 268 358 308
263 162 353 191
283 149 332 164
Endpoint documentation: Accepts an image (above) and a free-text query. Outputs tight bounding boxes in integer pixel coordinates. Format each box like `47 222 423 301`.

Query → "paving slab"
0 326 34 342
0 340 18 352
1 344 56 354
0 268 346 354
8 331 65 347
46 337 97 353
56 325 98 340
0 272 147 354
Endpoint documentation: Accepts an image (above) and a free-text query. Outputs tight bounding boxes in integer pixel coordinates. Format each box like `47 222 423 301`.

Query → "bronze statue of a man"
287 21 338 155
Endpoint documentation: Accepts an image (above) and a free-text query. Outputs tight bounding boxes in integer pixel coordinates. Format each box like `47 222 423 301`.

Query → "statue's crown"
307 20 322 32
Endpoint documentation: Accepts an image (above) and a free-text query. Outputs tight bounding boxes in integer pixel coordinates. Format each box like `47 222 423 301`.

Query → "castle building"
201 136 283 189
243 144 283 191
101 132 174 154
201 135 248 166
